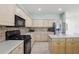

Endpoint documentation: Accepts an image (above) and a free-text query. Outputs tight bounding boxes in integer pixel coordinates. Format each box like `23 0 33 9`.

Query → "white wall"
65 12 79 35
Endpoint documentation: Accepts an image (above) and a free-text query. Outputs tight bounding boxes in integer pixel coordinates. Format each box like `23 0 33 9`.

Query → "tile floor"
31 42 50 54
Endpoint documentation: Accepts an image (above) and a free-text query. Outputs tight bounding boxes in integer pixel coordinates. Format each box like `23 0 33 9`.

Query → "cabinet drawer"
52 39 65 46
52 46 65 54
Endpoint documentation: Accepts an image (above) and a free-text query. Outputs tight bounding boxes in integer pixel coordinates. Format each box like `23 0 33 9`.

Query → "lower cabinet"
9 43 24 54
72 38 79 54
49 38 79 54
52 39 65 54
66 38 79 54
66 39 72 54
33 32 49 42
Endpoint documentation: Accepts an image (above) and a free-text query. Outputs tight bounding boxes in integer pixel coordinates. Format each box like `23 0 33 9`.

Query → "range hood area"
7 15 25 27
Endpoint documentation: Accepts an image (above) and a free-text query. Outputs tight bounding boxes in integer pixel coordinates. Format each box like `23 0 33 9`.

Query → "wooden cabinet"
66 38 79 54
31 32 50 42
34 32 41 41
10 43 24 54
72 38 79 54
52 39 65 54
66 39 72 54
43 20 48 27
48 19 54 27
33 20 43 27
16 6 32 27
32 20 54 27
32 20 37 27
0 5 15 26
40 32 48 41
25 16 32 27
15 6 26 19
0 5 32 26
49 36 79 54
48 36 52 53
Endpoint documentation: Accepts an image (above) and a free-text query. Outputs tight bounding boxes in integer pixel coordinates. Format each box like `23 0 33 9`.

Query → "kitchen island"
48 34 79 54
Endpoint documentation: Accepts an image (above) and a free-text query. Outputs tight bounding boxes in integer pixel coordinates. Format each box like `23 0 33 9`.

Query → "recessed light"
58 8 62 11
38 8 42 11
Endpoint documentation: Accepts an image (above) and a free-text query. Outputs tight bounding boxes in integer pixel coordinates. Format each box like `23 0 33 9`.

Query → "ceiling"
18 4 79 19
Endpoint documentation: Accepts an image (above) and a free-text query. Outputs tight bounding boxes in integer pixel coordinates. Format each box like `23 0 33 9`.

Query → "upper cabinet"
32 20 43 27
43 20 49 27
25 16 32 27
48 19 55 27
15 6 26 19
0 5 16 26
32 19 54 27
16 6 32 27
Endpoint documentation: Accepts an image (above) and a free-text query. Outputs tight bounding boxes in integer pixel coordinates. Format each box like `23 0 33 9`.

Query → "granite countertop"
48 34 79 39
0 40 23 54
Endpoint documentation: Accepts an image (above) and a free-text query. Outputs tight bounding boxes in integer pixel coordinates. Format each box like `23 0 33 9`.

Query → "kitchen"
0 4 79 54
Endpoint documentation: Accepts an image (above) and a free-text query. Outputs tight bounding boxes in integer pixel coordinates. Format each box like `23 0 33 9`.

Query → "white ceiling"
18 4 79 19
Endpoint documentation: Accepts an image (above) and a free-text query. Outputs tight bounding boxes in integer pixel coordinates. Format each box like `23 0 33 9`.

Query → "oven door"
24 39 31 54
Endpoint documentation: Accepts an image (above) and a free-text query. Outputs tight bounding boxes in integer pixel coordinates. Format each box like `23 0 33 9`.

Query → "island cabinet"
66 39 72 54
66 38 79 54
51 39 65 54
48 35 79 54
72 38 79 54
0 5 15 26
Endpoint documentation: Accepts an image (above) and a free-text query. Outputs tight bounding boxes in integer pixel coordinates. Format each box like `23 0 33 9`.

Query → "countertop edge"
7 40 24 54
48 34 79 39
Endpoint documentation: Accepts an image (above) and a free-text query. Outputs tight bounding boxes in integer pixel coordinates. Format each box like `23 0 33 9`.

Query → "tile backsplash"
0 26 28 42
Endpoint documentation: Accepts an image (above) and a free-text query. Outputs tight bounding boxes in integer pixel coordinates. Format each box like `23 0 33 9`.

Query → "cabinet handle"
72 42 74 44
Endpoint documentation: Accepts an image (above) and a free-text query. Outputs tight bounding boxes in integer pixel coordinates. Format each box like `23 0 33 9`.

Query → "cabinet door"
0 5 15 26
34 32 41 42
48 36 52 53
52 39 65 54
26 17 32 27
33 20 38 27
66 39 72 54
40 32 48 42
33 20 43 27
72 38 79 54
48 20 54 27
43 20 48 27
37 20 43 27
15 6 26 19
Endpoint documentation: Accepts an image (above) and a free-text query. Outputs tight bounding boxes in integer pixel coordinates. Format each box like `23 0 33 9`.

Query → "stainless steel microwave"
15 15 25 27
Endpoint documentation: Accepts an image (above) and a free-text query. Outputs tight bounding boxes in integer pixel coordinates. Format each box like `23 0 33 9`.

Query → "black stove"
5 30 31 54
